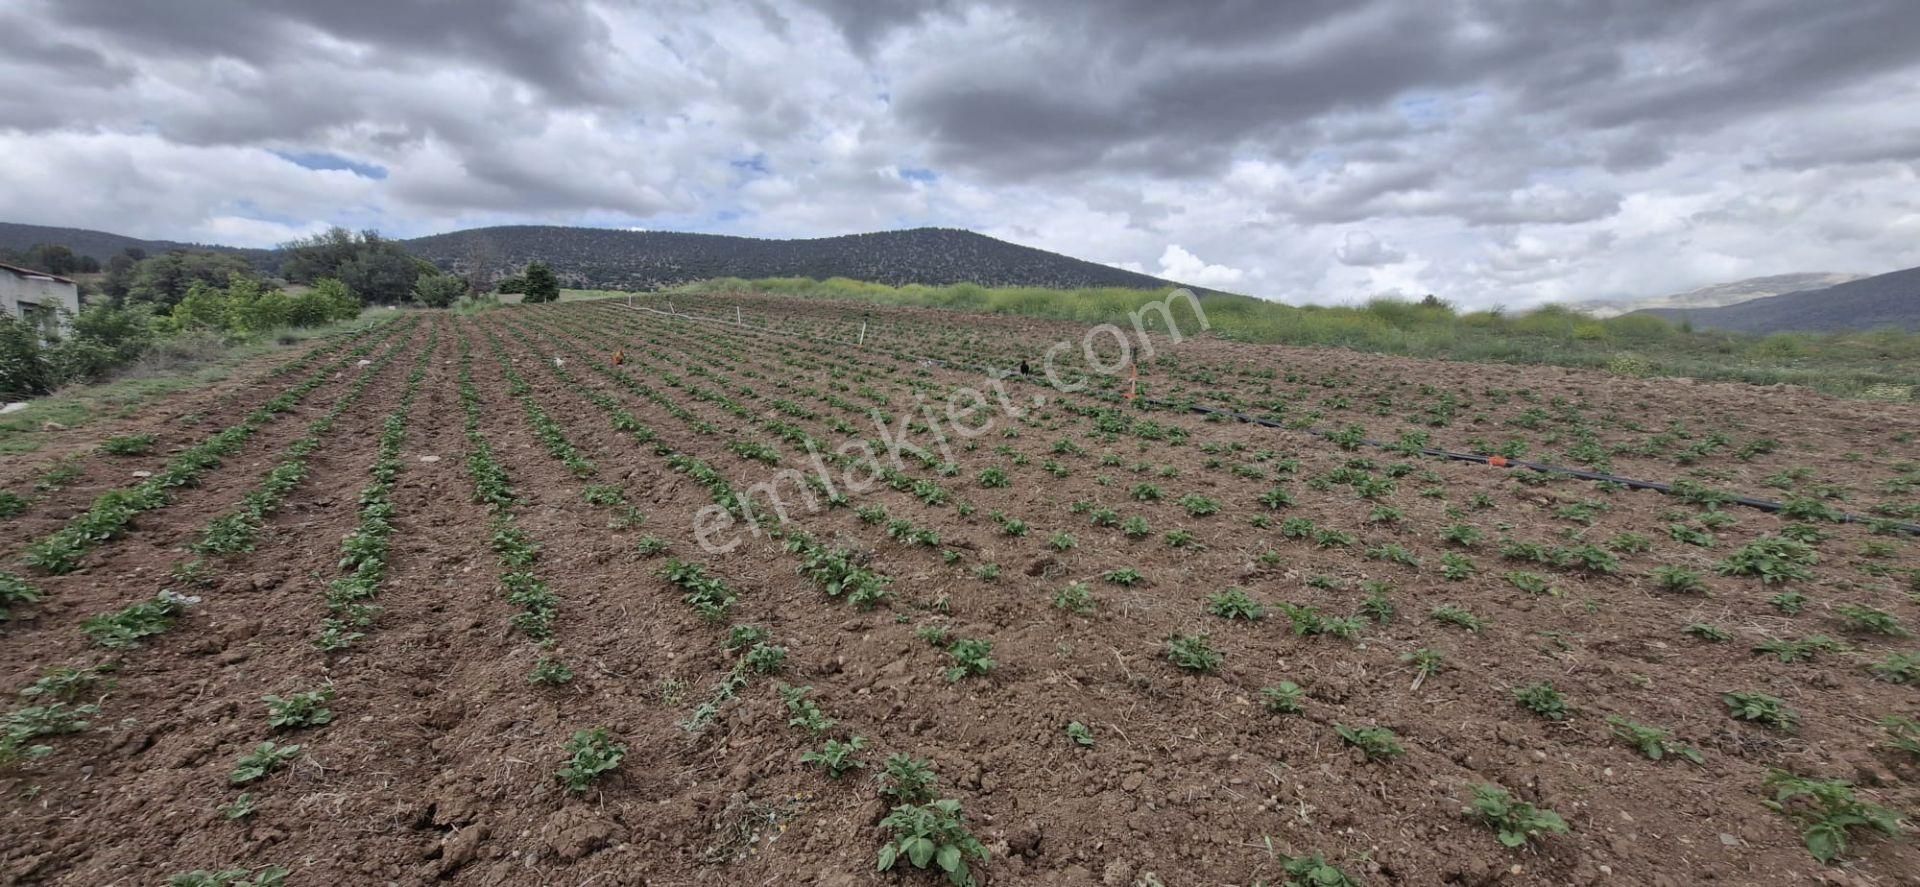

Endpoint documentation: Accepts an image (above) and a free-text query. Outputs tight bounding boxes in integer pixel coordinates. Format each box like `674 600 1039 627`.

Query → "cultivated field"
1 294 1916 886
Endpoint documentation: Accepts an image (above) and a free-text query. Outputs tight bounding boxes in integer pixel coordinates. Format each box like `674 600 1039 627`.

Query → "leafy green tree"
126 251 256 307
70 303 157 366
167 282 232 333
101 251 141 302
288 279 360 326
521 261 560 303
412 273 466 308
280 227 431 304
0 316 51 399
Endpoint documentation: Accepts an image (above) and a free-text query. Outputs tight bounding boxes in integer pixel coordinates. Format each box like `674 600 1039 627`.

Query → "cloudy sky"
3 0 1918 307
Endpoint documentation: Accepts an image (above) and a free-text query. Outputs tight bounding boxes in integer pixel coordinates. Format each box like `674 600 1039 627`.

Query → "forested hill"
0 222 265 265
0 221 1187 292
400 226 1184 291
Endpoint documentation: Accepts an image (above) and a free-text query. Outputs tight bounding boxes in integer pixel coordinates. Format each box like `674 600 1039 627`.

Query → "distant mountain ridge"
1632 264 1920 333
1569 272 1863 318
403 226 1186 291
0 221 266 264
0 221 1189 292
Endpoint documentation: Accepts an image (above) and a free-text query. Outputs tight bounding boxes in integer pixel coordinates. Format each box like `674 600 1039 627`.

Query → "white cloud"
1334 229 1405 266
1155 244 1248 288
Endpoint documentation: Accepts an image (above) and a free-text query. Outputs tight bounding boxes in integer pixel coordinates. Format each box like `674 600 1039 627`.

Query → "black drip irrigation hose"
615 302 1920 536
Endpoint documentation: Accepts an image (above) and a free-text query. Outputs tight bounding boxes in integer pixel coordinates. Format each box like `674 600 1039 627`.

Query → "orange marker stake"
1487 455 1508 467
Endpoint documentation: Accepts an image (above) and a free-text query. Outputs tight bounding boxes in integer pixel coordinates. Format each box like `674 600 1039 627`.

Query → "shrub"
802 735 867 779
1606 716 1703 764
1470 784 1569 847
1165 634 1222 672
944 638 995 682
263 688 334 730
229 741 301 784
0 572 41 622
412 273 467 308
556 728 626 792
1724 692 1798 731
1334 724 1404 760
878 754 938 803
1274 853 1360 887
1718 537 1818 583
529 658 575 686
165 865 288 887
0 701 96 766
1869 652 1920 684
876 799 990 887
1260 682 1305 714
1763 770 1901 863
101 433 157 456
82 592 190 648
1512 682 1570 721
1052 582 1095 615
1653 566 1706 593
1206 587 1265 621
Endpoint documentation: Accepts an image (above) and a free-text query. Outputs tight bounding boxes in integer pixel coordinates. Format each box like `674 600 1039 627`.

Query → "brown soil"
2 298 1915 887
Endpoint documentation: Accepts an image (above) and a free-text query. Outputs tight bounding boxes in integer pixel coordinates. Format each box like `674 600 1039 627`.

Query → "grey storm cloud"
0 0 1916 306
42 0 622 106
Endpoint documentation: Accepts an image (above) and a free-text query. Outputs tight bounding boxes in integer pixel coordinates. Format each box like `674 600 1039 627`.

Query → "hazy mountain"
0 221 1191 292
1632 264 1920 333
1569 272 1864 318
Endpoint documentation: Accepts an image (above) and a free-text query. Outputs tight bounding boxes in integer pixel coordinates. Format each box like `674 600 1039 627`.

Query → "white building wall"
0 269 81 333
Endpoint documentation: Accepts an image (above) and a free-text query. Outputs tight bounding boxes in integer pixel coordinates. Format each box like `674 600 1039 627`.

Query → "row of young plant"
453 331 561 643
0 317 392 525
67 321 427 661
157 326 448 880
556 312 1382 879
453 326 650 800
513 314 978 613
604 310 1881 713
612 305 1898 627
562 303 1916 869
0 318 419 628
650 294 1914 522
506 313 999 883
615 300 1914 646
576 309 1570 868
4 329 410 881
0 325 429 798
474 322 774 775
496 316 914 624
564 306 1234 593
315 323 441 653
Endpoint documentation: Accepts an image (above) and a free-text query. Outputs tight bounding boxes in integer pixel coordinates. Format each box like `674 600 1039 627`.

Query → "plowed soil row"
0 300 1913 887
